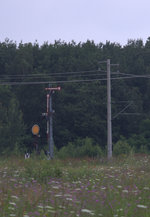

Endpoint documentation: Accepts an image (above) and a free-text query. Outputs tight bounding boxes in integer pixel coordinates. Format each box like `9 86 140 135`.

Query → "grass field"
0 154 149 217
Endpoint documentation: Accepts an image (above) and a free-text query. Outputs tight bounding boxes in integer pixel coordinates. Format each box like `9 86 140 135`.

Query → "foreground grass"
0 154 149 217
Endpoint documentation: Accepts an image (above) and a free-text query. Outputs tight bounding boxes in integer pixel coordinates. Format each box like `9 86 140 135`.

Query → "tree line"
0 37 150 155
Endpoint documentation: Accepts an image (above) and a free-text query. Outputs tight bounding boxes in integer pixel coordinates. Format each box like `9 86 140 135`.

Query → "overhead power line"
0 69 106 78
0 66 150 85
0 74 150 86
118 72 150 78
0 70 150 79
0 75 144 86
0 73 109 81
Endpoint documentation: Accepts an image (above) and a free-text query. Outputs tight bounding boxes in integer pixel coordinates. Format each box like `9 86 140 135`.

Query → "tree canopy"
0 38 150 153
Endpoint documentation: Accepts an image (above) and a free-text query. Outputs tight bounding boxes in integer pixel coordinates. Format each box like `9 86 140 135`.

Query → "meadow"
0 154 149 217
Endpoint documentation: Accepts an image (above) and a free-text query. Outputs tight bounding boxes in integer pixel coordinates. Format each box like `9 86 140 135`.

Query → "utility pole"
107 59 112 159
43 86 61 159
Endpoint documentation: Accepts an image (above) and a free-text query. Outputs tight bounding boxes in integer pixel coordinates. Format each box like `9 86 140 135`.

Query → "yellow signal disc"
32 124 40 135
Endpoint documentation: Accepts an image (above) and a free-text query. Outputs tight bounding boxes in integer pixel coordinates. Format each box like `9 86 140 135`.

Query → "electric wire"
0 75 149 86
0 69 106 78
0 73 109 81
0 70 120 82
0 70 149 80
118 72 150 78
0 67 150 85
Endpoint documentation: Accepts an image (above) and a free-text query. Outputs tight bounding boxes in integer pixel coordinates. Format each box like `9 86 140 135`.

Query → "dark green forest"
1 37 150 155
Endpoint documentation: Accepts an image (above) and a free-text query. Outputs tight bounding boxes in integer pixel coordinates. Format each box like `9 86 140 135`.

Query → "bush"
113 139 132 156
77 139 103 158
66 166 92 181
58 137 103 158
24 159 62 183
127 134 150 152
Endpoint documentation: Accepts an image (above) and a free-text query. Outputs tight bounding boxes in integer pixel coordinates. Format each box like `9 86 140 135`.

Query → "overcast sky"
0 0 149 46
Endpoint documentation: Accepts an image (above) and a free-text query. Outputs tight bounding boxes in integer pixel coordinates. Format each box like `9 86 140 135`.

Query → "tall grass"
0 154 149 216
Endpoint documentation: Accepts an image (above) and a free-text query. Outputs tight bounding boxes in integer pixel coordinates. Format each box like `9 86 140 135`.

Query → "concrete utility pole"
107 59 112 159
44 86 61 159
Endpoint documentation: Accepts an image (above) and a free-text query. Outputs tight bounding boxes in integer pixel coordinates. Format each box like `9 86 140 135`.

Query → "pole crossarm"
45 87 61 91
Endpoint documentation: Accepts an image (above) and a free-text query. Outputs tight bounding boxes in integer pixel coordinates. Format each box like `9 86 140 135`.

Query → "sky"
0 0 150 46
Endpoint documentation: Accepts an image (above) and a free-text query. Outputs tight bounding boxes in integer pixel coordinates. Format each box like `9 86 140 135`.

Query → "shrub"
77 140 102 158
113 139 132 156
24 159 62 183
58 137 103 158
57 142 75 158
139 145 150 154
127 134 150 152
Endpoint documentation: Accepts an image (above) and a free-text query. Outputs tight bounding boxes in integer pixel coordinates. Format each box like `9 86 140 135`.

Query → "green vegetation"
1 38 150 154
57 137 103 158
1 37 150 216
113 139 132 156
23 158 63 183
0 86 26 154
0 155 149 216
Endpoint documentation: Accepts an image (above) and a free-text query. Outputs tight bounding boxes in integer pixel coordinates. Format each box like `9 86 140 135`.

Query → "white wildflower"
132 190 138 193
122 190 128 193
47 210 56 213
37 205 44 209
9 202 16 206
10 179 17 182
143 187 149 190
8 207 15 210
55 194 62 197
66 198 73 201
11 195 19 200
137 204 147 209
117 208 123 212
64 194 72 197
101 187 106 190
59 205 65 209
52 186 59 189
81 209 94 215
45 205 54 209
